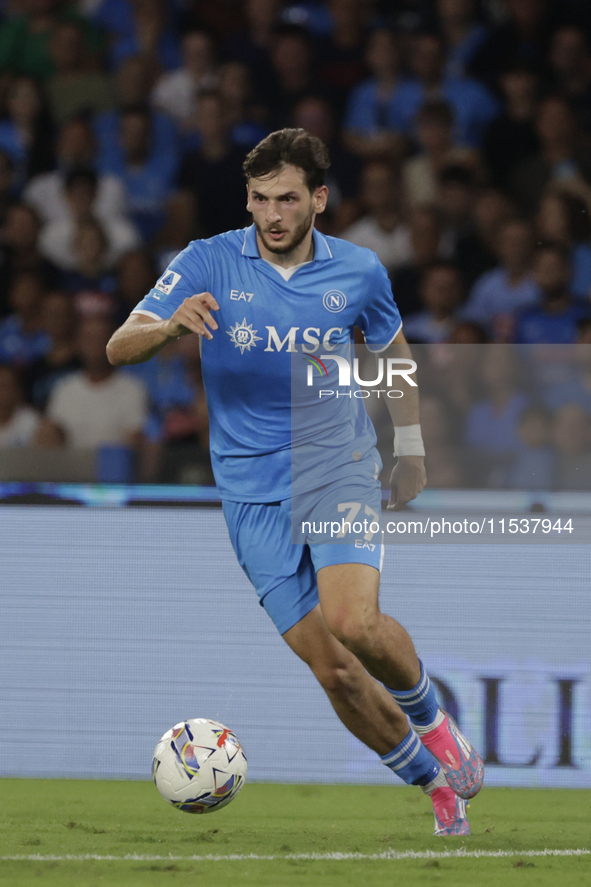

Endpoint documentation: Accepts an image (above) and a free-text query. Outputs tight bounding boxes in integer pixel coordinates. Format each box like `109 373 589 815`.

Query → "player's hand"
165 293 219 340
387 455 426 511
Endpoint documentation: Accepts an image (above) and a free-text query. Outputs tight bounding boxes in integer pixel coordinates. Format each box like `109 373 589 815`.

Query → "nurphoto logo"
305 355 418 399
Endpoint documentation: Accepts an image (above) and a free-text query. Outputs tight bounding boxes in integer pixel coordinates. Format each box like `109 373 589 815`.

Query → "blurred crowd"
1 0 591 487
368 337 591 490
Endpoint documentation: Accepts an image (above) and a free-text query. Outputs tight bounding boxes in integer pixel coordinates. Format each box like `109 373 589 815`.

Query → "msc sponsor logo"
322 290 347 313
226 318 263 353
265 326 342 353
225 323 344 354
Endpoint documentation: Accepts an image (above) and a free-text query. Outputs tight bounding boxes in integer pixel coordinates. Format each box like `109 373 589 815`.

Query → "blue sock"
385 660 439 728
380 728 440 786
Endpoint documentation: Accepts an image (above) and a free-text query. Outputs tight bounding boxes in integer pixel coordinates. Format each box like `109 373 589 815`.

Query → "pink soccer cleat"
427 785 471 836
420 710 484 800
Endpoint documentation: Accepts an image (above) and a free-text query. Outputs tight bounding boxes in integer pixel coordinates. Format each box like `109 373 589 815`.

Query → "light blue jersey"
132 224 402 502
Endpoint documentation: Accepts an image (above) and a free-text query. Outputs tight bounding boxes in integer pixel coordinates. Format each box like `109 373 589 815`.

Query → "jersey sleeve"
355 253 402 352
131 241 211 321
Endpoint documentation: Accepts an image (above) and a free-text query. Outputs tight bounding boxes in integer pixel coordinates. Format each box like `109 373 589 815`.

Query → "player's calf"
321 606 422 689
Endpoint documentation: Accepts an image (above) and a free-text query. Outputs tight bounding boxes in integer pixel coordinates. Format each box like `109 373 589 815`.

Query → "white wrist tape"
394 424 425 457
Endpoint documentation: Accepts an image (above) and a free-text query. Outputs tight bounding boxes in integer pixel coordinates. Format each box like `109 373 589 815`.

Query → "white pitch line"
0 849 589 862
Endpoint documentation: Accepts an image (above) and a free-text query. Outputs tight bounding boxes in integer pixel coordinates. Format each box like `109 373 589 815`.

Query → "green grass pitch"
0 779 589 886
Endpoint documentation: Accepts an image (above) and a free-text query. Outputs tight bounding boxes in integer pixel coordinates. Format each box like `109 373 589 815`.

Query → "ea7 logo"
354 540 376 551
230 290 254 302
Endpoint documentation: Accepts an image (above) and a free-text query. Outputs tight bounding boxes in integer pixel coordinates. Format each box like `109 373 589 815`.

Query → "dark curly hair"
243 128 330 193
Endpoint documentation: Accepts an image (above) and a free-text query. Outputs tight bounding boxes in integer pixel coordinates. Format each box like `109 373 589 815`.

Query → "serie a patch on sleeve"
153 271 182 299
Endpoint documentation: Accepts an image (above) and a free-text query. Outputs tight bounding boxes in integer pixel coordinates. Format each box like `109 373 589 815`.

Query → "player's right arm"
106 293 219 366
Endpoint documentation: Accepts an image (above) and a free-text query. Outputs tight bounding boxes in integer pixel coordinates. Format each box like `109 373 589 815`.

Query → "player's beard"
254 206 315 259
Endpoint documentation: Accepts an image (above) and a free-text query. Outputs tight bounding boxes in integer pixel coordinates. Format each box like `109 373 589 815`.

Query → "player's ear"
314 185 329 215
245 183 251 213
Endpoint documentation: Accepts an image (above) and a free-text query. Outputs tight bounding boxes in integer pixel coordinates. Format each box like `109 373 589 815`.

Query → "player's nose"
266 203 282 222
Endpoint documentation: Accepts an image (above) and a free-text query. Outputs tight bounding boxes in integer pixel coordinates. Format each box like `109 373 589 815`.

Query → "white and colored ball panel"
152 719 247 814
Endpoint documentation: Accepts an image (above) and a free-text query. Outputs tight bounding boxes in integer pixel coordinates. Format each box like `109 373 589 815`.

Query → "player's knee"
313 660 359 698
324 608 379 655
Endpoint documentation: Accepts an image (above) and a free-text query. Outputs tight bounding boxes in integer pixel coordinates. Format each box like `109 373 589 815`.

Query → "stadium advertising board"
0 503 588 787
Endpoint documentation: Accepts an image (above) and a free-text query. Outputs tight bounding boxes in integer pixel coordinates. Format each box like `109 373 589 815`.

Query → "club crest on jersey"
227 318 263 353
323 290 347 313
153 271 182 299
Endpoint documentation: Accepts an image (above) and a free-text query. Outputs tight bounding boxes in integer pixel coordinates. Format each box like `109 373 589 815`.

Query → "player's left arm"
355 255 426 511
381 329 426 512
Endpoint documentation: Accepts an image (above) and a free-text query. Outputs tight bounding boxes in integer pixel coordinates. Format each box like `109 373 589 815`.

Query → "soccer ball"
152 718 247 814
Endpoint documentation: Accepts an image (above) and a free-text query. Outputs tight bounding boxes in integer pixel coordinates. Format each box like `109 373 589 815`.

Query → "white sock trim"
421 769 448 795
414 708 446 736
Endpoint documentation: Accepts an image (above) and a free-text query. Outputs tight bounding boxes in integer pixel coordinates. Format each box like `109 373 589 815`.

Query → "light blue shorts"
222 472 383 635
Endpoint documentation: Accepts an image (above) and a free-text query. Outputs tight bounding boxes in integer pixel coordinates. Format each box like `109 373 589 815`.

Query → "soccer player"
106 129 483 835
